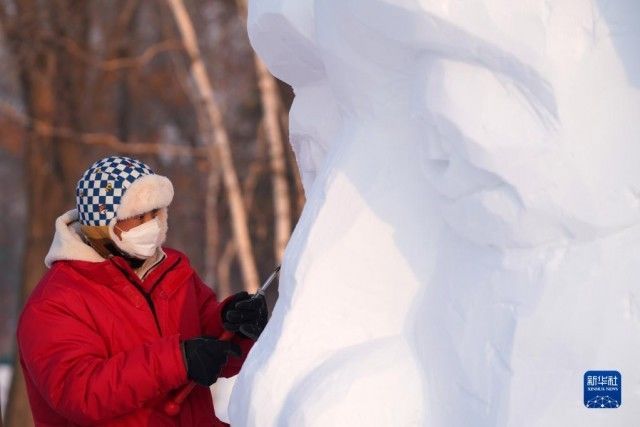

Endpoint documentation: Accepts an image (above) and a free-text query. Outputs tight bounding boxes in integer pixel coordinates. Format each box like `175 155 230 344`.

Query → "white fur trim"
116 174 174 220
157 207 169 246
45 210 106 268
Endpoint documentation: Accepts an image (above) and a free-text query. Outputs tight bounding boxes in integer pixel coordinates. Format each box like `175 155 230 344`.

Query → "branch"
0 101 207 157
61 37 186 72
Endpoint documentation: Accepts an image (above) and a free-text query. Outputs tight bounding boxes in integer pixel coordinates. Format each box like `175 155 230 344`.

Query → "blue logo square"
584 371 621 408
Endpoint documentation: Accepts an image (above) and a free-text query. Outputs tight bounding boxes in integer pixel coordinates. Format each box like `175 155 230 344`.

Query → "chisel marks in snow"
626 292 640 325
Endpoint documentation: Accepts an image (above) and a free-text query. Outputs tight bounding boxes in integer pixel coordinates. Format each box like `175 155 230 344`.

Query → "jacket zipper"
111 258 180 336
138 286 162 335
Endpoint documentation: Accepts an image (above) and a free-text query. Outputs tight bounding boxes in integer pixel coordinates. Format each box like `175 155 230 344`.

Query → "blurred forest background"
0 0 302 425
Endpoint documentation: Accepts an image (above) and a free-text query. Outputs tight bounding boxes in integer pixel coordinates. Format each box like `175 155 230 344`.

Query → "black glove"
222 291 268 340
182 337 241 386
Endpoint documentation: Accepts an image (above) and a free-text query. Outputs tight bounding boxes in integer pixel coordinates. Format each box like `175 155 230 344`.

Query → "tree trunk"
6 44 60 427
165 0 260 292
204 165 221 286
4 2 88 425
255 58 292 262
234 0 292 262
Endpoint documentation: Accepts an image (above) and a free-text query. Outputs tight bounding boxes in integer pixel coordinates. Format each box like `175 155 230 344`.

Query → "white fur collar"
44 209 106 268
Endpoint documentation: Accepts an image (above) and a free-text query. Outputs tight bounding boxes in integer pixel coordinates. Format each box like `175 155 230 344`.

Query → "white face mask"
115 218 162 259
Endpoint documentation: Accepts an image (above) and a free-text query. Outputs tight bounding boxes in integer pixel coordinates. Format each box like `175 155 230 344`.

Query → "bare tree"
0 0 304 423
217 124 268 296
1 1 91 424
165 0 260 292
234 0 292 262
1 102 207 157
256 57 291 262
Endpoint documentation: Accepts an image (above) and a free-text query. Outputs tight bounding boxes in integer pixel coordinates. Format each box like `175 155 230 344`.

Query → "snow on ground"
0 364 12 420
227 1 640 426
211 375 236 424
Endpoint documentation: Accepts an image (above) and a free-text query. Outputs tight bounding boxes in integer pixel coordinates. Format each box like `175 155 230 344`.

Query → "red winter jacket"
17 212 252 426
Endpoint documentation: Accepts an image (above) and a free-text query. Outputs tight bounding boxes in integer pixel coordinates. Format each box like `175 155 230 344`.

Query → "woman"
17 156 267 426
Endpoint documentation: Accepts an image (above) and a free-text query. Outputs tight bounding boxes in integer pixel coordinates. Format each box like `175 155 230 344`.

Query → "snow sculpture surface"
229 1 640 425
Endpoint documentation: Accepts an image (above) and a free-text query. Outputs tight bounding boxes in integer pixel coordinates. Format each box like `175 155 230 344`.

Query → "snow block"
230 1 640 426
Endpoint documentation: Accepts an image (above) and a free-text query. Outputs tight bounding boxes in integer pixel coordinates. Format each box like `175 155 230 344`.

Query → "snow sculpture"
229 0 640 425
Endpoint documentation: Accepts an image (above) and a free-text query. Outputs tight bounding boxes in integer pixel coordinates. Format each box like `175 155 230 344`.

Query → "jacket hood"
45 209 106 268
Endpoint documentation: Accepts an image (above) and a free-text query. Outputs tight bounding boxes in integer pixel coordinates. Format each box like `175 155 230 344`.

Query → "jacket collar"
109 251 184 294
45 209 167 275
47 210 189 294
45 210 105 267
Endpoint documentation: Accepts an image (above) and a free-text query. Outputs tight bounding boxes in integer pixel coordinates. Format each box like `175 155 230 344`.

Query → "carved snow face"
408 0 640 248
248 0 336 194
250 0 640 248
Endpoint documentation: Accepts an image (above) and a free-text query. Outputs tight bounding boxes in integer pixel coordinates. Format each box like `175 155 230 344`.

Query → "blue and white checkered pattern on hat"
76 156 154 226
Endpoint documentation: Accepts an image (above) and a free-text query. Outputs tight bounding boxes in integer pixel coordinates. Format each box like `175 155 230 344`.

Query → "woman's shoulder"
25 262 85 306
161 246 196 271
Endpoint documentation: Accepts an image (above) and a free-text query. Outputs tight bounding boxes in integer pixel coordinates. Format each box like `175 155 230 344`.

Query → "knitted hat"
76 156 173 226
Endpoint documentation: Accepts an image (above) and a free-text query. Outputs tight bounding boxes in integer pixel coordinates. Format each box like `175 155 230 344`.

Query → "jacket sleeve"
192 274 254 377
17 296 187 425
